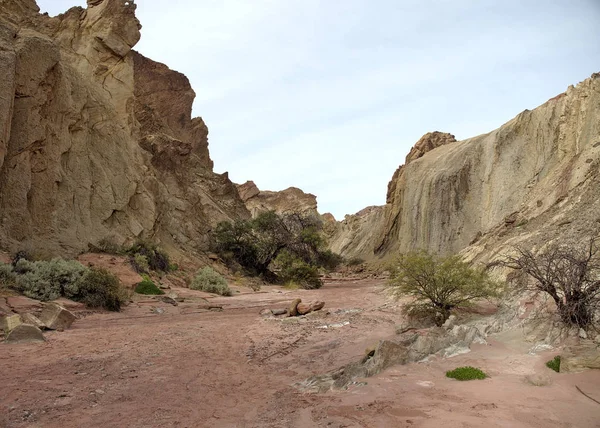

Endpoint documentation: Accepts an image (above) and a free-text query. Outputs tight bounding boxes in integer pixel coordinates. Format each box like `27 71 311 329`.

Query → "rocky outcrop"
236 181 318 218
333 75 600 261
0 0 249 257
326 206 385 261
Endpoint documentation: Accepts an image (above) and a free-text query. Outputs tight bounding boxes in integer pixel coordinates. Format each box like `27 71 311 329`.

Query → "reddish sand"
1 279 599 427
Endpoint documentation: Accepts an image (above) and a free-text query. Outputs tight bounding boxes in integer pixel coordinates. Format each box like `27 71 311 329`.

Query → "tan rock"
560 344 600 373
20 313 45 330
39 303 76 331
236 181 318 218
1 314 22 333
288 298 301 317
5 296 42 313
5 323 45 344
296 301 325 316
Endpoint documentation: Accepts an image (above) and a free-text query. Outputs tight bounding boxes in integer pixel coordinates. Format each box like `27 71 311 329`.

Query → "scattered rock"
560 344 600 373
51 298 86 311
524 374 552 386
38 303 77 331
1 314 22 333
158 296 178 306
167 292 184 302
296 301 325 316
442 315 457 330
272 308 288 316
20 313 46 330
579 328 588 339
395 321 416 335
6 296 43 313
5 324 45 344
288 298 301 317
259 309 273 317
151 307 165 314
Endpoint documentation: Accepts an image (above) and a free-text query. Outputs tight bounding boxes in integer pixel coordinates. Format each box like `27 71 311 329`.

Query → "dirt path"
1 279 599 427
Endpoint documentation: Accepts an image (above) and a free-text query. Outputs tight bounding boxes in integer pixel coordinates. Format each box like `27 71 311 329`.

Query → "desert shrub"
0 263 16 288
446 366 487 381
131 254 150 274
127 241 171 272
213 211 341 283
190 267 232 296
387 251 501 326
276 251 322 290
12 258 87 301
546 356 561 373
134 275 164 295
12 250 31 266
492 238 600 328
94 236 123 254
75 268 128 311
346 257 365 266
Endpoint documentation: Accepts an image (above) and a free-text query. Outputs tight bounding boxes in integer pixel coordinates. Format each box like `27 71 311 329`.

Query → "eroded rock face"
236 181 318 218
0 0 249 257
326 206 385 261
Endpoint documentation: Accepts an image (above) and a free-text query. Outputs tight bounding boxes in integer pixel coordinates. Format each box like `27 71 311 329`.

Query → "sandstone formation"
0 0 249 258
236 181 319 218
326 206 385 261
331 75 600 261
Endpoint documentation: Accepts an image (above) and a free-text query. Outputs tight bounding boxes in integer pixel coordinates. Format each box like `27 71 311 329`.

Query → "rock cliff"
336 74 600 261
0 0 249 257
236 181 319 218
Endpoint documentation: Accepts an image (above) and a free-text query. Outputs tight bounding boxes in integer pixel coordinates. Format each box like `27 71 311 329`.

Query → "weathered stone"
578 328 588 339
296 301 325 316
5 324 45 344
158 296 178 306
20 313 46 330
5 296 42 313
272 308 288 316
1 314 22 333
167 292 184 302
236 181 318 218
288 298 301 317
39 303 76 331
51 298 86 311
560 344 600 373
442 315 457 330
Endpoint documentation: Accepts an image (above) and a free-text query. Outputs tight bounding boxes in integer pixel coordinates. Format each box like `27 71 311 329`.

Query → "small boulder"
6 296 43 313
272 308 288 316
39 303 76 331
20 313 46 330
442 315 457 330
288 298 302 317
158 296 178 306
297 301 325 316
168 292 184 302
1 314 22 333
560 344 600 373
579 328 588 339
259 309 273 317
5 324 45 344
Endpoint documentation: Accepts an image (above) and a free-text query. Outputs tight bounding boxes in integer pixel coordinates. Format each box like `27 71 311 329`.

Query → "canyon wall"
0 0 249 257
334 74 600 261
236 181 319 218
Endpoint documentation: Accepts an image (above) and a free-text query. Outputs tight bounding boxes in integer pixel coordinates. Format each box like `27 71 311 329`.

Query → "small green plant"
546 356 561 373
131 254 150 274
127 241 171 272
446 366 487 381
275 250 322 289
190 267 232 296
134 275 164 295
76 267 128 311
12 258 87 301
0 263 16 288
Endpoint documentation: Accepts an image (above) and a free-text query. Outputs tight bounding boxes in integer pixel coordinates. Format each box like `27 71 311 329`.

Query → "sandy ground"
1 278 599 428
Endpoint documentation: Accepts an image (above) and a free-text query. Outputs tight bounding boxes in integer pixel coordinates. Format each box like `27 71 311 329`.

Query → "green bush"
94 237 122 255
446 366 487 381
276 251 322 290
127 241 171 272
0 263 16 288
76 268 128 311
13 258 87 301
190 267 232 296
546 356 561 373
387 251 501 326
131 254 150 274
134 275 164 295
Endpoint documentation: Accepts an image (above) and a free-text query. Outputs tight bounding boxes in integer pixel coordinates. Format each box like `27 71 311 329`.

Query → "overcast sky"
38 0 600 219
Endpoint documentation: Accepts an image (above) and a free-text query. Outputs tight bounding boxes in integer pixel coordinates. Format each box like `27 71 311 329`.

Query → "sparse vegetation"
213 210 341 287
346 257 365 266
546 356 561 373
387 251 501 326
94 236 122 255
131 254 150 274
5 259 126 311
190 267 232 296
446 366 487 381
134 275 164 295
75 267 129 311
492 237 600 328
127 241 171 273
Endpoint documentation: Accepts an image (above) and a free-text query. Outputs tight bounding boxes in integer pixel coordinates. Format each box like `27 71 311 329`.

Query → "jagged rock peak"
405 131 457 163
236 181 318 218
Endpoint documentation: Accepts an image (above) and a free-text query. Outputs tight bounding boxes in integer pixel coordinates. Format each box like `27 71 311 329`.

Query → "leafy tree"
491 238 600 328
387 251 501 325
